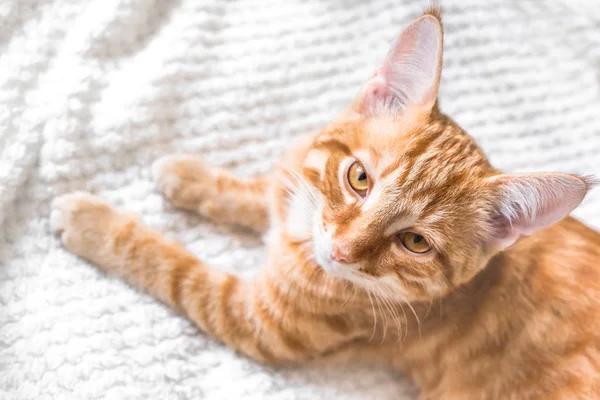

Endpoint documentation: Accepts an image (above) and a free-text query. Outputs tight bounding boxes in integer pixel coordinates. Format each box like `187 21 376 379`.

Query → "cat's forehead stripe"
314 137 352 155
383 217 415 236
362 167 406 211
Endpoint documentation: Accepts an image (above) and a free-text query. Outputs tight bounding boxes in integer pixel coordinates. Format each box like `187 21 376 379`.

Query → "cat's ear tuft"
484 173 590 250
360 12 443 117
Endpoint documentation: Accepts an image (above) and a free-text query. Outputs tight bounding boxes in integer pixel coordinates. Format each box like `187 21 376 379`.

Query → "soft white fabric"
1 1 599 399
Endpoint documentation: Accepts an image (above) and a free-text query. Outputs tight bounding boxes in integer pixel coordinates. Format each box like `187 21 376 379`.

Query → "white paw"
152 155 214 209
50 191 118 258
50 191 104 235
152 155 185 199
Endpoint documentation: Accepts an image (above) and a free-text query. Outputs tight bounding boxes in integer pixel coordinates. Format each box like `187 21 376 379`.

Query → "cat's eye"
347 161 369 195
399 232 432 254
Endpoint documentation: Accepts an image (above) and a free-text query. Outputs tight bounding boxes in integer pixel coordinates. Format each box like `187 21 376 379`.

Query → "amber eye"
400 232 432 254
347 161 369 195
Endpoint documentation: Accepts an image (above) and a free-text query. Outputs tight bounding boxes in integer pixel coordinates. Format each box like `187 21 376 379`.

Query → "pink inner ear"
362 72 389 113
361 16 442 116
488 173 589 250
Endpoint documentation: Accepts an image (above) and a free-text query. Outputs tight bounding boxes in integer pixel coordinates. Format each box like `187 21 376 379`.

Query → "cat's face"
283 10 590 302
296 114 496 301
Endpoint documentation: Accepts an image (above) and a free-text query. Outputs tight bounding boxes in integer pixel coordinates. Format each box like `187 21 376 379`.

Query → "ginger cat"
50 8 600 400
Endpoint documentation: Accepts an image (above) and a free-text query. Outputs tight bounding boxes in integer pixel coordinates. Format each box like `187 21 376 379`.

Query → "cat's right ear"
358 10 443 117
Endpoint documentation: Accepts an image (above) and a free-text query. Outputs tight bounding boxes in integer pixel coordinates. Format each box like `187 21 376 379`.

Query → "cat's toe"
50 200 67 235
152 156 184 199
152 155 214 209
51 191 97 235
50 191 116 253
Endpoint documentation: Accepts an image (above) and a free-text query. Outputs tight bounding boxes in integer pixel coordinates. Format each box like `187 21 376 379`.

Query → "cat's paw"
152 155 217 211
51 191 118 258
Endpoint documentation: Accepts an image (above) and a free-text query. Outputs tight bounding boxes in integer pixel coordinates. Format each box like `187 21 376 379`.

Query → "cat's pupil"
358 172 367 181
413 235 423 244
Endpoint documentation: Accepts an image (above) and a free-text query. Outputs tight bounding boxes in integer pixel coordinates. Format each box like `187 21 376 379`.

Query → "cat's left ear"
359 10 443 117
484 173 594 251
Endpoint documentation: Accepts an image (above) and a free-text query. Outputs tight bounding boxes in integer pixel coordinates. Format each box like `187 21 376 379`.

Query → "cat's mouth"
318 256 360 279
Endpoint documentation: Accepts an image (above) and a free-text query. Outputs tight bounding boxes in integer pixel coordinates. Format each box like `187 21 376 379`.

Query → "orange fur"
51 7 600 399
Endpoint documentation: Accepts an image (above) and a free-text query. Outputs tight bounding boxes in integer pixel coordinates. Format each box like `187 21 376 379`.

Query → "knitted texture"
1 1 599 399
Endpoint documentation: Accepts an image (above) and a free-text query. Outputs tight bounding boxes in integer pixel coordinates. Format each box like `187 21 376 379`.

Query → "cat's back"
415 218 600 399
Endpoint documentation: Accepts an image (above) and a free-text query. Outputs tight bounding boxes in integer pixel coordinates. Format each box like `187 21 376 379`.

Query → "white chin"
319 259 348 278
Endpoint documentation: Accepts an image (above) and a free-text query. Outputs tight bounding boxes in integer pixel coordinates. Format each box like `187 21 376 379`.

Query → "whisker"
423 296 434 321
404 299 422 339
341 280 357 308
372 279 409 342
377 277 422 341
283 167 319 206
366 289 378 342
287 168 319 204
375 287 398 342
379 284 408 336
372 290 388 343
377 286 403 338
280 172 315 211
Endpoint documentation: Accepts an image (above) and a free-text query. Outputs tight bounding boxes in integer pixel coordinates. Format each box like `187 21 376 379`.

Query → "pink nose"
330 243 354 264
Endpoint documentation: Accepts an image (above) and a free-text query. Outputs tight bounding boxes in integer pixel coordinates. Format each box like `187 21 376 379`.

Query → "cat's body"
51 8 600 400
397 217 600 398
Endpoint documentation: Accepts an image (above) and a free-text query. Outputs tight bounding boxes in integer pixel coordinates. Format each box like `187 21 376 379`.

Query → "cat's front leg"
152 155 270 233
50 192 362 364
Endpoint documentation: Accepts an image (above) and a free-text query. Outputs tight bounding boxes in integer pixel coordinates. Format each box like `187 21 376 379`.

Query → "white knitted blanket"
1 1 599 399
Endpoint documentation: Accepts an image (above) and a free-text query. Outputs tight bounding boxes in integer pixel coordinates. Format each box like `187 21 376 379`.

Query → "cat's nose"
330 243 354 264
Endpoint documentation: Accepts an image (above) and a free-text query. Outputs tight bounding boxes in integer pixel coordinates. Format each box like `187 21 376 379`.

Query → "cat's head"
284 8 592 301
